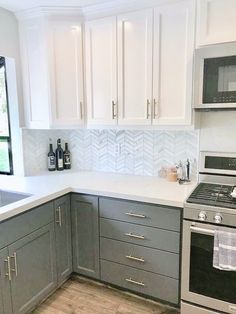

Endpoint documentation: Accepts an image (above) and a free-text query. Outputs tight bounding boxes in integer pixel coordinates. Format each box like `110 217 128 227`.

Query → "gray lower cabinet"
0 202 57 314
9 223 57 314
54 195 72 284
99 197 181 231
0 192 181 312
100 238 179 279
0 248 12 314
99 197 181 305
71 194 100 279
100 218 180 253
101 260 179 304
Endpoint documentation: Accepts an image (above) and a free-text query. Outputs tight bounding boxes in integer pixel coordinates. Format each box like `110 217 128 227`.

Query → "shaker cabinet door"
117 9 153 126
71 194 100 279
49 20 84 128
19 14 84 129
54 195 72 285
197 0 236 46
9 223 57 314
19 18 50 129
153 0 195 126
85 17 117 126
0 248 12 314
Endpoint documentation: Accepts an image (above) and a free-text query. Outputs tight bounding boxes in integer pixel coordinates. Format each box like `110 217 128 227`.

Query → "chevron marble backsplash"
22 129 199 177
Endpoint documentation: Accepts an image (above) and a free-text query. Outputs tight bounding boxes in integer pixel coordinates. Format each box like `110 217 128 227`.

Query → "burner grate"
187 183 236 209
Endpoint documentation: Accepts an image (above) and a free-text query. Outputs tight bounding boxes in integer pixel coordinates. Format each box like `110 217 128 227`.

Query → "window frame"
0 57 13 175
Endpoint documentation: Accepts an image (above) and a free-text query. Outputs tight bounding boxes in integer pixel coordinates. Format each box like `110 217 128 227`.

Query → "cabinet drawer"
99 197 181 231
100 238 179 279
101 260 179 305
100 218 180 253
0 202 54 249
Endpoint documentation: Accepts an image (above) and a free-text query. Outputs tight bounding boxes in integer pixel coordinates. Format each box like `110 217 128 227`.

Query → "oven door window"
203 56 236 103
190 232 236 303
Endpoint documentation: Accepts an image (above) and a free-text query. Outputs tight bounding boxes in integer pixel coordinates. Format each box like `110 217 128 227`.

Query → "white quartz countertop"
0 171 197 222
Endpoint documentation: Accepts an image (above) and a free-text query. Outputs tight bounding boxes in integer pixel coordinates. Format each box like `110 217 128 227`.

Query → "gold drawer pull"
112 100 117 119
125 212 146 218
146 99 151 119
124 232 145 240
153 98 159 118
4 257 11 281
125 255 145 263
11 252 18 277
125 278 145 287
56 206 62 227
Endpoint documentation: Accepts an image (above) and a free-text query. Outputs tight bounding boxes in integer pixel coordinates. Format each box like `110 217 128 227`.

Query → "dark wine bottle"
55 139 64 171
47 143 56 171
63 142 71 170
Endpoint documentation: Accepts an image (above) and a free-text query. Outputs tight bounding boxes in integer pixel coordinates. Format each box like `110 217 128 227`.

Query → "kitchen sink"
0 190 31 207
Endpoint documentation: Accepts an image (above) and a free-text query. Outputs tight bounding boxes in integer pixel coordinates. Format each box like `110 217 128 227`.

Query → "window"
0 57 13 175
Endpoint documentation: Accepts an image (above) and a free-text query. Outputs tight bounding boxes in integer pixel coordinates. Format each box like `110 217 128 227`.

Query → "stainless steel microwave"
194 42 236 109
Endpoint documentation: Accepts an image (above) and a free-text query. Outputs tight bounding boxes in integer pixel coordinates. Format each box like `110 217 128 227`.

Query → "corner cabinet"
197 0 236 46
18 9 84 129
71 194 100 279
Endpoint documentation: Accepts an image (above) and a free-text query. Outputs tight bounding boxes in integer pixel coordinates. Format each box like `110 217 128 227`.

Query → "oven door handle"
190 225 215 235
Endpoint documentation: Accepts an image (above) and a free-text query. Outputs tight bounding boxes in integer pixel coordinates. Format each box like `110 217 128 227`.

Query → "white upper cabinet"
49 20 84 128
18 10 84 129
153 0 195 125
117 10 153 126
197 0 236 46
85 17 117 126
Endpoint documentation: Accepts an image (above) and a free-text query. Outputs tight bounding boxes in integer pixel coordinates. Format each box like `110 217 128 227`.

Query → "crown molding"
15 0 188 21
15 6 83 20
82 0 180 19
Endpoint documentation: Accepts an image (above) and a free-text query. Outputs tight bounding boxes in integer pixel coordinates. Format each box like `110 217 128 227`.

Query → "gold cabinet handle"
146 99 151 119
112 100 117 119
11 252 18 277
80 101 83 120
125 212 146 218
125 278 145 287
124 232 145 240
4 257 11 281
56 206 62 227
125 255 145 263
153 98 159 118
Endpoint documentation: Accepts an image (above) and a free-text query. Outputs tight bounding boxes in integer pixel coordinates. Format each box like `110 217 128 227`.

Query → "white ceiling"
0 0 113 12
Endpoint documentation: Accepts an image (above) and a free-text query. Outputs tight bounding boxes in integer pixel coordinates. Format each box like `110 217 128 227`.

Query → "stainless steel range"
181 151 236 314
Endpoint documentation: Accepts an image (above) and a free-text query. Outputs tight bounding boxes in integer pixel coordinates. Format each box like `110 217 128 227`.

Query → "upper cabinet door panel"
197 0 236 46
117 9 153 125
20 19 50 129
153 0 195 125
85 17 117 126
49 21 84 127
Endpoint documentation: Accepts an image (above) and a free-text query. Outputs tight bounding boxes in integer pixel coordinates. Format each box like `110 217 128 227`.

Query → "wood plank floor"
33 276 179 314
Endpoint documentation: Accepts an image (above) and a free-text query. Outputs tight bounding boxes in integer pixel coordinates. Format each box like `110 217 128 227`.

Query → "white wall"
0 8 22 119
200 111 236 153
0 7 24 175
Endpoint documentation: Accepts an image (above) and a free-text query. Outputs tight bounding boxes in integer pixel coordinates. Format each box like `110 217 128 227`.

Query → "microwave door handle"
190 226 215 235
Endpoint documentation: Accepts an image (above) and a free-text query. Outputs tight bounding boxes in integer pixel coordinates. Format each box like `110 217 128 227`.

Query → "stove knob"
214 213 223 224
198 211 207 221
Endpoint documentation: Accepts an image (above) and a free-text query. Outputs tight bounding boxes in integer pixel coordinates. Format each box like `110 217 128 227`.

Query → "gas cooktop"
187 183 236 209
